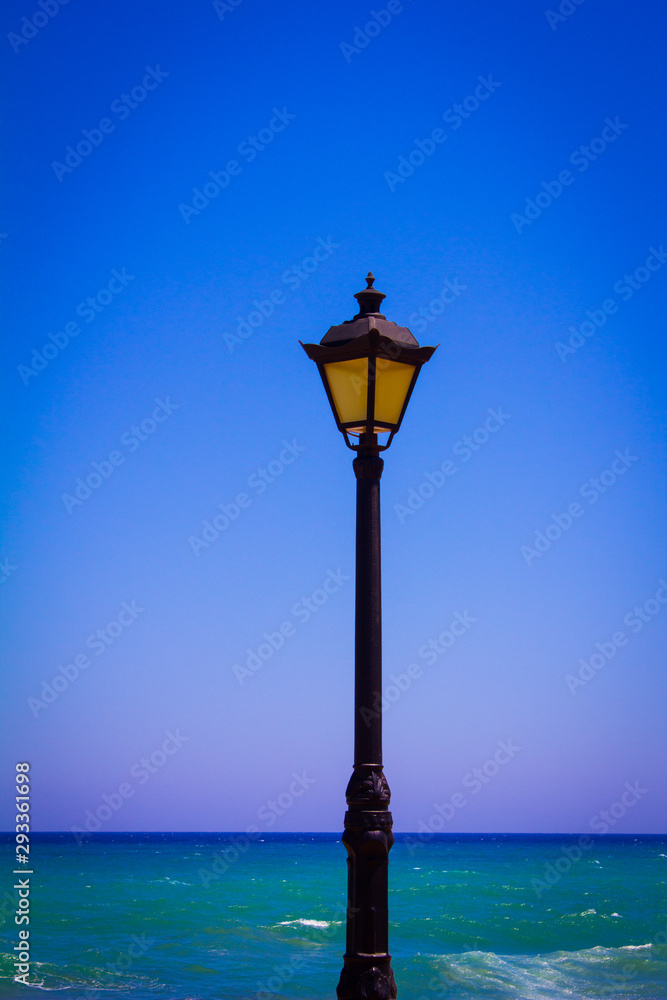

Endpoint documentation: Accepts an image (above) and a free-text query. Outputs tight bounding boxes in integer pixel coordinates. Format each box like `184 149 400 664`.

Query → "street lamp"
301 273 437 1000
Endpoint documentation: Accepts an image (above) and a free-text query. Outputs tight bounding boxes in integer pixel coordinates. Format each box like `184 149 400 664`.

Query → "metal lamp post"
301 274 436 1000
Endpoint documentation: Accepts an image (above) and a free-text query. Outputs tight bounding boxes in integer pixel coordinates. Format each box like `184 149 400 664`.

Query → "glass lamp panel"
323 358 369 426
373 360 417 427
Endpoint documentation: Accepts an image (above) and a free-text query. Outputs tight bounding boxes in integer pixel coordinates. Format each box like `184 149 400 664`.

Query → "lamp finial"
354 272 386 317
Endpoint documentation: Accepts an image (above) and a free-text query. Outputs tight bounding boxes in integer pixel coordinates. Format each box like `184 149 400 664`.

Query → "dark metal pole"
336 433 397 1000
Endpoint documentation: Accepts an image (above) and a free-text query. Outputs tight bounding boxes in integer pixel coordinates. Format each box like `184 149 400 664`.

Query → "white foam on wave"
276 918 334 928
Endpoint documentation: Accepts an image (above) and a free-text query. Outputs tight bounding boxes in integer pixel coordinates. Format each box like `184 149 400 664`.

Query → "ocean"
0 833 665 999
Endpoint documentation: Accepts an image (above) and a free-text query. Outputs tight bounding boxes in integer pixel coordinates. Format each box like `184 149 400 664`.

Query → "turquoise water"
0 833 665 999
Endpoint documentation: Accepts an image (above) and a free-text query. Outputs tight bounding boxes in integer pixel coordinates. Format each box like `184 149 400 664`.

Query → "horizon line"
1 830 665 837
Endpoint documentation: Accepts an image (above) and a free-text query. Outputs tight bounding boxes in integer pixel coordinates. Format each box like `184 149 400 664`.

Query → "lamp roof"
320 271 420 347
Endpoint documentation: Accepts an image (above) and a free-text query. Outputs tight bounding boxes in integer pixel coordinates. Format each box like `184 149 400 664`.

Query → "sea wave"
2 941 665 998
0 952 160 992
417 942 667 999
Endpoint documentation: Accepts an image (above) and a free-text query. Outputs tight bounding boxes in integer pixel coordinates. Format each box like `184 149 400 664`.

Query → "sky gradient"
1 0 665 835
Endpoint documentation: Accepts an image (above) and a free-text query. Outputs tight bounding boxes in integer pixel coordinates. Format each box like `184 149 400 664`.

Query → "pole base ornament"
336 764 396 1000
337 959 397 1000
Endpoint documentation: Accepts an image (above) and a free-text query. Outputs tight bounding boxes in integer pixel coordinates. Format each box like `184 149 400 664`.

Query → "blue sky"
1 0 665 834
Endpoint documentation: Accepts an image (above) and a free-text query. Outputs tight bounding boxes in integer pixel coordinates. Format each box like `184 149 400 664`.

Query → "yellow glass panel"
324 358 369 425
374 360 416 426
